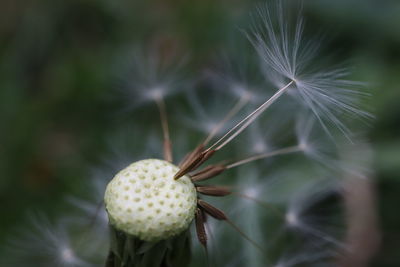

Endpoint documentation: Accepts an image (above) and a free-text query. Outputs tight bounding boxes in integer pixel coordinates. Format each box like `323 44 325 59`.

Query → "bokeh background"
0 0 399 266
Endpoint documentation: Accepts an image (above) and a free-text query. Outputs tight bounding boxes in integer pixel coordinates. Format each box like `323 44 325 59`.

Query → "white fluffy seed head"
104 159 197 241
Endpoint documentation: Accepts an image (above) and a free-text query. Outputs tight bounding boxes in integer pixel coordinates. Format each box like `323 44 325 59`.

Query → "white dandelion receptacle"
104 159 197 241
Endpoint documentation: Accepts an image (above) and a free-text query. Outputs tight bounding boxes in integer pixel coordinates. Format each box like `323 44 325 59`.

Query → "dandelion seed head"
104 159 197 241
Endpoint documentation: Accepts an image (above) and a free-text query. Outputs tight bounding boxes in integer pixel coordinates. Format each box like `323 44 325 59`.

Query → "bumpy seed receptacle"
104 159 197 267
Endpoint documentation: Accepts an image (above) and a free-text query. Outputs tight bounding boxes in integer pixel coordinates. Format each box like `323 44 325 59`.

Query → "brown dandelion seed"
197 199 227 221
196 186 231 197
179 144 204 168
191 164 226 182
174 146 206 180
195 208 207 248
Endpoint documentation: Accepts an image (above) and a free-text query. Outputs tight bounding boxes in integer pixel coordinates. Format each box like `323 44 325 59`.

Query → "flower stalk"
105 227 191 267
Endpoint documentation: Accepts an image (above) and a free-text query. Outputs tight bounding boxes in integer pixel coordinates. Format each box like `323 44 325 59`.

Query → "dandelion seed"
205 80 295 153
248 0 372 139
284 179 346 249
244 118 286 154
116 48 187 110
205 37 268 104
295 114 339 168
1 215 90 267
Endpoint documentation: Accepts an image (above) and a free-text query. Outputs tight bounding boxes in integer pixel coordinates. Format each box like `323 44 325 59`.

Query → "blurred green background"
0 0 399 266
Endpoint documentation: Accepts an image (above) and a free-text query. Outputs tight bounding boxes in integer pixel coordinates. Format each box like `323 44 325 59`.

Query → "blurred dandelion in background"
0 0 381 267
